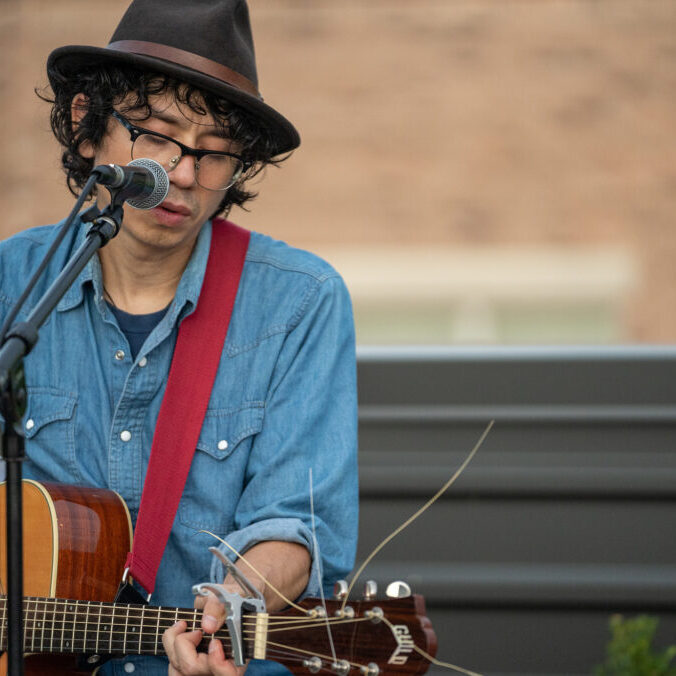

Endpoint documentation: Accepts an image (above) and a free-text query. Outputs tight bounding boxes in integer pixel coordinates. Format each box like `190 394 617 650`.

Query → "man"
0 1 358 674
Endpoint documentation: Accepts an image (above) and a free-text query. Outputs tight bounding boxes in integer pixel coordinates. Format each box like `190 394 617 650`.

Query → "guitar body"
0 480 133 675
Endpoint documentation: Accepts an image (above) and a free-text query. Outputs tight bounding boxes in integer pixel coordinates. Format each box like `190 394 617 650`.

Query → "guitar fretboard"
0 596 237 656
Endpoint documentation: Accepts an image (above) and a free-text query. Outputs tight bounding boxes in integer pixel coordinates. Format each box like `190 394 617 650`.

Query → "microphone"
91 158 170 210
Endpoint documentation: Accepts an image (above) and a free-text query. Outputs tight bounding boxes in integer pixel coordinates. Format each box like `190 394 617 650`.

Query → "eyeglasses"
111 111 247 191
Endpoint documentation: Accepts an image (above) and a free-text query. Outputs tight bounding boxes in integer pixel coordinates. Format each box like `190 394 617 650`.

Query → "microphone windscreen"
126 158 170 210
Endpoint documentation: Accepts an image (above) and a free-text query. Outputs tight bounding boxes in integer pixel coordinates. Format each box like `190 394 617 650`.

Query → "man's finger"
164 620 211 675
201 594 227 634
207 639 247 676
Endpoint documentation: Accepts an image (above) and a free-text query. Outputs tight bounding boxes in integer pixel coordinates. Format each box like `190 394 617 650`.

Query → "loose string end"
342 420 495 610
197 529 306 613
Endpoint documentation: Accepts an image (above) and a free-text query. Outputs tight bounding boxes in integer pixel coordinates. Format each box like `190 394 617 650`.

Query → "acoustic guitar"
0 480 436 675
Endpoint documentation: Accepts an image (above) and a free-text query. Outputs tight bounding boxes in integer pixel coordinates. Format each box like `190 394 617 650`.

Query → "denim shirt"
0 217 358 675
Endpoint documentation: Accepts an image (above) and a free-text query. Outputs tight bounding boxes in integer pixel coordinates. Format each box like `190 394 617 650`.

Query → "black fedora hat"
47 0 300 155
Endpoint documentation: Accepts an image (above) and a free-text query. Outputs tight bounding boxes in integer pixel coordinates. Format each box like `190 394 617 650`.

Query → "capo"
192 547 267 666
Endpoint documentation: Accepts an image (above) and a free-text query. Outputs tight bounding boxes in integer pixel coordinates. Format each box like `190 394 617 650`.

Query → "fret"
69 600 78 652
83 600 91 653
126 603 142 654
123 603 130 653
107 603 114 653
67 600 76 652
192 608 198 632
59 600 66 652
155 606 162 655
28 597 35 653
95 601 102 654
32 597 39 652
139 604 145 654
40 597 47 653
49 597 56 653
1 596 5 650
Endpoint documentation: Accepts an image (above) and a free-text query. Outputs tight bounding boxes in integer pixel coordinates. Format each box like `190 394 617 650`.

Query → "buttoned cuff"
209 517 322 602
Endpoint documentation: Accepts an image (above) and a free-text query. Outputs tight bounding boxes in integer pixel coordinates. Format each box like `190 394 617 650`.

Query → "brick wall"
1 0 675 341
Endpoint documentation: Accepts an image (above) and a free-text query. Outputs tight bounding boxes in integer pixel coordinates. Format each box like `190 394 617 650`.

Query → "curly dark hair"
39 63 290 217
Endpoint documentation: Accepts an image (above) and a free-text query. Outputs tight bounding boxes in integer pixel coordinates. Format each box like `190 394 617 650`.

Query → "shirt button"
120 430 132 442
138 356 148 368
25 419 35 431
124 663 135 673
218 440 228 451
114 349 125 361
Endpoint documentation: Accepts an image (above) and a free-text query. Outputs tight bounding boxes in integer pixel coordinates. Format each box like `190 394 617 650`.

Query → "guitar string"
309 467 338 665
4 598 366 628
12 610 377 669
5 618 365 646
4 597 323 620
260 648 356 673
9 607 371 636
11 616 369 635
12 613 372 635
378 614 483 676
14 617 370 667
265 639 366 670
13 614 377 671
340 419 494 613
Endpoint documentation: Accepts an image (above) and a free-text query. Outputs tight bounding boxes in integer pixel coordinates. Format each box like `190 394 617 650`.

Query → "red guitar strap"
124 218 251 594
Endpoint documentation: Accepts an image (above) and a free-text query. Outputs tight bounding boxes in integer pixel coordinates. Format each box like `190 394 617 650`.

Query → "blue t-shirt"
108 302 170 361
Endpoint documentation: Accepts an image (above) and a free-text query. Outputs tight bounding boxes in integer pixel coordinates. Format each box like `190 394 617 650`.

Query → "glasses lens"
132 133 183 171
195 155 245 191
132 133 244 191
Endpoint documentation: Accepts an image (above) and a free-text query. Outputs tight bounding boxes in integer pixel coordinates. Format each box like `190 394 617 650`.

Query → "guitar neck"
0 593 437 676
0 596 238 657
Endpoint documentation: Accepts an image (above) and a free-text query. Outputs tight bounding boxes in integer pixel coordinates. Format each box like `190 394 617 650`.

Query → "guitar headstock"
263 584 437 676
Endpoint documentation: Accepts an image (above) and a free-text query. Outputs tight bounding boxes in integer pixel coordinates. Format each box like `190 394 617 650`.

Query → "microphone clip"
81 203 123 247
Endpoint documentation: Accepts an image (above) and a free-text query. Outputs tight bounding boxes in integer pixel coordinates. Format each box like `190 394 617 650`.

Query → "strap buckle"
121 567 152 603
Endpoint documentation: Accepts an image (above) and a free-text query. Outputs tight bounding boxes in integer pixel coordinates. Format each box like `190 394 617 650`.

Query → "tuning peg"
303 657 322 673
363 580 377 600
333 579 348 600
331 660 351 676
385 580 411 598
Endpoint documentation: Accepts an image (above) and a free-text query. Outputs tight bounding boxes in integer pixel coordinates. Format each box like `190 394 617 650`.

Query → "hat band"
107 40 261 99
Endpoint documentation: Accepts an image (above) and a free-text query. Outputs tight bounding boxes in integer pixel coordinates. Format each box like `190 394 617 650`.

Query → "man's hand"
163 540 311 675
163 617 246 676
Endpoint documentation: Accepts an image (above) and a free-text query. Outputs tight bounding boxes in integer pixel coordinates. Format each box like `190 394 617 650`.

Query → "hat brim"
47 45 300 155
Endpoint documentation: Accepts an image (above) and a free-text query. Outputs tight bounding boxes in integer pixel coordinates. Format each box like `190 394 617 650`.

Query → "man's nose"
168 154 198 188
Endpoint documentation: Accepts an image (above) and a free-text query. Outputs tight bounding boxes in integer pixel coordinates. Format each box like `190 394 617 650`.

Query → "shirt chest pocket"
178 403 265 534
23 388 80 483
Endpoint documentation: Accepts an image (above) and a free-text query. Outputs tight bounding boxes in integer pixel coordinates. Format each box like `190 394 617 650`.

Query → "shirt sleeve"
210 272 358 600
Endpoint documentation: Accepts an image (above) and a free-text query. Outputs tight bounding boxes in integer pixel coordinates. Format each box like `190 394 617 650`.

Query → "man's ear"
71 93 95 158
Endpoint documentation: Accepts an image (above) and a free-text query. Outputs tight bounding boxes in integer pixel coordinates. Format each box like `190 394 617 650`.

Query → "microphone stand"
0 196 124 676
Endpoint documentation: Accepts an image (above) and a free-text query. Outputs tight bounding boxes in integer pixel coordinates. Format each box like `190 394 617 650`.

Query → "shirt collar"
56 214 213 317
56 215 95 312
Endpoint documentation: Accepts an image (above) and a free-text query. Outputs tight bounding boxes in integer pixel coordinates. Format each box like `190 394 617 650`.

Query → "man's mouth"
159 200 191 216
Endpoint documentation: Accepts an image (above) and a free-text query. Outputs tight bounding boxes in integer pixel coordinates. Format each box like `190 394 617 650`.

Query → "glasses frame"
111 110 248 191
